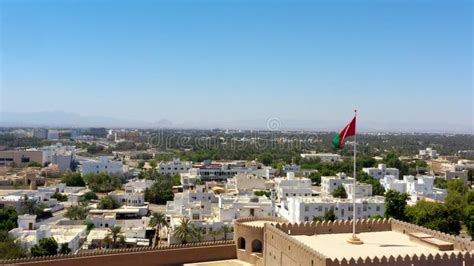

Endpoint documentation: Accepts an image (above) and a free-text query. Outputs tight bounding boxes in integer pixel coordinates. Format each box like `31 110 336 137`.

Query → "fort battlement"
0 240 236 266
234 217 473 266
325 252 473 266
274 218 392 235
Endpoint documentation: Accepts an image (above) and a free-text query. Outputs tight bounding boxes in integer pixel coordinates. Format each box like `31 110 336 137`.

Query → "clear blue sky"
0 0 472 131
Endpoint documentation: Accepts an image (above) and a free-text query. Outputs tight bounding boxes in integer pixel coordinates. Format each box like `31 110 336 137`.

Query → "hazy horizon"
1 0 473 133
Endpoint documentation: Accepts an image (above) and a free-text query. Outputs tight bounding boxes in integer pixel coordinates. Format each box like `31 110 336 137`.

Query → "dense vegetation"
98 195 118 209
384 180 473 238
60 173 86 187
142 171 179 204
83 173 124 193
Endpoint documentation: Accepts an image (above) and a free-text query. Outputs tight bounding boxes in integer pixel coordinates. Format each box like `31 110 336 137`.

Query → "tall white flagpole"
352 109 357 237
348 109 363 244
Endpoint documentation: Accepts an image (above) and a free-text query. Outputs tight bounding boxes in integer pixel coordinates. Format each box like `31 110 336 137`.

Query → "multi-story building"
321 172 353 195
278 196 385 223
300 153 342 162
124 179 154 193
0 150 43 167
80 157 124 175
342 183 372 199
109 191 145 206
362 164 399 180
283 164 301 173
381 175 447 202
274 172 313 200
41 143 76 172
10 215 87 252
157 159 192 176
33 128 48 139
218 194 275 221
418 147 438 159
232 174 272 194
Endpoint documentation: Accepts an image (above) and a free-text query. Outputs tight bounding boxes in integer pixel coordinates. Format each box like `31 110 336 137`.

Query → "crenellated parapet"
0 240 235 265
275 218 391 235
325 252 473 266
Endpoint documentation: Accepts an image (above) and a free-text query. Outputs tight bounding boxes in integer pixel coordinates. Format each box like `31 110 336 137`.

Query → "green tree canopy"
173 217 193 244
0 231 25 259
332 185 347 199
384 190 409 220
51 192 68 202
308 172 321 186
58 243 71 254
61 173 85 187
83 173 123 193
79 191 98 202
405 201 461 235
0 207 18 231
64 205 88 220
97 195 118 210
143 172 175 204
30 237 58 257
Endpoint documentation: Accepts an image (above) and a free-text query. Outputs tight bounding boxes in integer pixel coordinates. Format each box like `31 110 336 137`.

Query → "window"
192 213 200 220
304 206 309 212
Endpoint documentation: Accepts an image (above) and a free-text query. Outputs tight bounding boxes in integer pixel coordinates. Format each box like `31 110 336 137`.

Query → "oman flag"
332 116 356 149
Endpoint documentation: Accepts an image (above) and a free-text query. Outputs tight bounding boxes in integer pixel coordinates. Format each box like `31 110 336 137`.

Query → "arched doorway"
238 237 246 250
251 239 262 253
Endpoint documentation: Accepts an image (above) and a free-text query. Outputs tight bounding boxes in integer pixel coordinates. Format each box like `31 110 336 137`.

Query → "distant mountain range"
0 111 173 128
0 111 472 134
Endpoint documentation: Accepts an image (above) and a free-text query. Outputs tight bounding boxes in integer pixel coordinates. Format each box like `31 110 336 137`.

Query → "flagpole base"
347 234 364 245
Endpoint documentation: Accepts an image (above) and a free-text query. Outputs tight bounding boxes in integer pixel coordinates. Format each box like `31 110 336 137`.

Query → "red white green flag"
332 116 356 149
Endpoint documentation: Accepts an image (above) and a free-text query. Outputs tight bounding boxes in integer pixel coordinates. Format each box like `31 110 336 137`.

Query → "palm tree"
105 226 124 248
64 205 88 220
148 212 168 247
21 197 45 216
191 226 205 243
221 225 231 241
172 217 193 244
209 228 222 242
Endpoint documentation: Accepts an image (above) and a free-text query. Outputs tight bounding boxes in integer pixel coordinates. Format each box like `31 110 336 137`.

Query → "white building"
278 196 385 223
274 172 313 200
300 153 342 163
124 179 154 193
10 215 87 252
157 159 192 176
342 183 372 199
189 160 275 181
362 164 399 180
41 143 76 172
86 213 117 228
232 174 273 194
381 175 447 203
80 157 124 175
218 194 275 221
321 173 353 195
109 191 145 206
419 148 438 159
283 164 301 173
